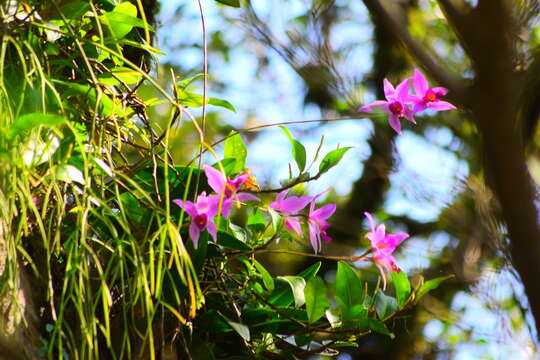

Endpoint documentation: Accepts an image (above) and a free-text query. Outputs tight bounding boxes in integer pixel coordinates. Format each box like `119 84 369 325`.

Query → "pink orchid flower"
359 78 415 135
204 165 260 218
269 189 312 237
307 192 336 253
364 212 409 290
173 192 219 248
408 69 456 114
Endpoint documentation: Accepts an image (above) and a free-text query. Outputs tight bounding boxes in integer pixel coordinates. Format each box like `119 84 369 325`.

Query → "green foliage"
392 270 412 308
215 0 241 8
304 276 330 323
224 132 247 173
319 146 352 174
280 125 307 173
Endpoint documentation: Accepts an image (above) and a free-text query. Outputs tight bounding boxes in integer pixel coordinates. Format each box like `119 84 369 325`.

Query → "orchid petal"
206 221 217 242
173 199 198 218
237 192 260 202
308 222 320 254
388 114 402 135
322 231 332 243
413 69 428 95
404 107 416 124
364 212 376 233
428 101 456 111
275 189 289 203
376 263 388 291
204 165 225 194
189 221 200 249
383 78 395 100
395 78 411 103
432 86 448 96
359 100 389 113
413 101 427 114
311 203 337 221
279 196 312 214
385 232 409 248
285 217 303 237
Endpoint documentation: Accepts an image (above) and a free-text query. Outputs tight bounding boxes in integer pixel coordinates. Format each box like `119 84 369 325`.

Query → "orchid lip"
194 214 207 229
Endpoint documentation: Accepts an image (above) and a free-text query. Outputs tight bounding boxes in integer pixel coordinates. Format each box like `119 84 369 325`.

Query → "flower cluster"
269 189 336 253
172 163 413 288
359 69 456 135
363 212 409 290
173 165 259 248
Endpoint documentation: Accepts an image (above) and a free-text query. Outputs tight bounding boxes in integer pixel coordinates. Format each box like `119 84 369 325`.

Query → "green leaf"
338 301 367 323
415 275 453 303
364 318 394 338
335 261 363 311
218 312 250 341
208 98 236 113
279 126 307 173
99 2 155 40
98 67 142 86
332 341 359 349
391 271 411 308
10 113 66 139
268 208 283 233
247 208 266 233
375 292 397 320
224 132 247 174
304 276 330 323
56 1 91 19
212 158 237 176
216 232 251 251
267 262 321 307
298 261 322 279
277 276 306 307
55 80 125 116
253 259 274 292
215 0 241 7
318 147 352 175
177 74 204 90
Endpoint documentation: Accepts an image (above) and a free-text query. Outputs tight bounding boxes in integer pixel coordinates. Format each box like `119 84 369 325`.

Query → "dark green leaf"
253 259 274 292
10 113 66 139
364 318 394 338
318 147 352 175
277 276 306 307
279 126 307 173
268 262 320 307
335 261 363 311
294 334 312 347
216 232 252 251
214 0 241 7
224 132 247 174
415 275 453 303
218 312 250 341
304 276 330 323
56 1 91 19
332 341 359 349
391 271 411 308
375 292 397 320
338 301 367 323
